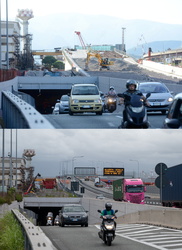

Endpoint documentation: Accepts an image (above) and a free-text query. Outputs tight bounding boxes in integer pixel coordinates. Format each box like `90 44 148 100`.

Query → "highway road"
45 110 166 129
43 56 182 128
41 221 182 250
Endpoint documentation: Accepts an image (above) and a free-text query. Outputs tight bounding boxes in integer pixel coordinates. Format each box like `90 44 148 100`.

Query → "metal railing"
12 209 57 250
1 91 54 128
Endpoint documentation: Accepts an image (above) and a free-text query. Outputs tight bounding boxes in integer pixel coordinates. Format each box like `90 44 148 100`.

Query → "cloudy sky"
3 0 182 25
1 129 182 178
1 0 182 51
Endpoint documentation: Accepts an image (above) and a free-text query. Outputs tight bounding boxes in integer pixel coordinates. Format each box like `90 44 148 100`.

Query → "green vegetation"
0 212 24 250
0 188 23 205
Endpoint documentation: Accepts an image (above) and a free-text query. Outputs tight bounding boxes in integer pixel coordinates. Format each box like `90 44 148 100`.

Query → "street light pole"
72 156 84 176
130 159 140 178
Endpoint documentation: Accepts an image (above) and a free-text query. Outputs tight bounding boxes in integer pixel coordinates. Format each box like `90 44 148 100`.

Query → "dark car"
58 204 88 227
163 93 182 129
137 82 173 114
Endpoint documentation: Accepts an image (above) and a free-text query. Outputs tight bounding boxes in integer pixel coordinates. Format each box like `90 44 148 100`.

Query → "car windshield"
139 84 169 93
63 206 85 212
126 185 144 193
61 95 69 101
72 86 99 95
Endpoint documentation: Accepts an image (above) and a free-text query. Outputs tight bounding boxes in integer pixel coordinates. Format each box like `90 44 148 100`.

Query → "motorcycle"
105 95 117 113
119 93 151 129
46 212 53 226
97 209 118 246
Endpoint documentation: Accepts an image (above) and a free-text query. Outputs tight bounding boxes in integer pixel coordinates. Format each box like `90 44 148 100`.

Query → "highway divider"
12 209 57 250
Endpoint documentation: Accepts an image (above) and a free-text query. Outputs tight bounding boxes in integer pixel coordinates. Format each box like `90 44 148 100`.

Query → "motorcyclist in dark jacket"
118 79 150 123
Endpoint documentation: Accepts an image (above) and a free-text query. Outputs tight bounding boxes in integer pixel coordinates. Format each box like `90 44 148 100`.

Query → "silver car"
52 103 60 115
58 95 69 113
138 82 173 114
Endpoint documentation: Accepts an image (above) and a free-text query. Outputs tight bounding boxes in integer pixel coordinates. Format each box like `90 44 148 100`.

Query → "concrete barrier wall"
81 197 182 229
140 60 182 79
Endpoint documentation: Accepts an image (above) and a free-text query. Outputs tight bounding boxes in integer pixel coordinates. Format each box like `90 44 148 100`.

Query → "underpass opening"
25 206 62 226
19 89 70 114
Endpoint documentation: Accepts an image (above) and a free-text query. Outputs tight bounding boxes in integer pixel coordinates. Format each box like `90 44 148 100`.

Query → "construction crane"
85 52 114 71
75 31 87 50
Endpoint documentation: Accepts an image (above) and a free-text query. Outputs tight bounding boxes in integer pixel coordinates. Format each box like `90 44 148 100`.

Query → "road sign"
103 168 124 176
155 163 168 175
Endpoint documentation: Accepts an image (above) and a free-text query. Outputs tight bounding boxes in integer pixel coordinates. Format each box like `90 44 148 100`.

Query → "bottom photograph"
0 129 182 250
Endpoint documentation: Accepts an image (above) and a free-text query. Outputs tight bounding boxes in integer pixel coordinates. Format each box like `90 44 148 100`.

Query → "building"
0 156 34 191
1 21 21 68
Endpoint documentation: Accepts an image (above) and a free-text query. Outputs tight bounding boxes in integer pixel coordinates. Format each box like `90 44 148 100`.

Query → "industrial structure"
0 149 36 192
0 9 34 70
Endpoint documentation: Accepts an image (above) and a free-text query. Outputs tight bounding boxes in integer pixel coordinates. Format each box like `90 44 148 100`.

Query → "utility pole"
122 27 126 53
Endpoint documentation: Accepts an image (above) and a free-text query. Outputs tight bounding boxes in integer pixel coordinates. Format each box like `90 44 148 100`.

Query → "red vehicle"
42 178 56 189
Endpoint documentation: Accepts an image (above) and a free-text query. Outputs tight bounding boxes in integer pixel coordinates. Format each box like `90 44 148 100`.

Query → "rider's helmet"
105 202 112 211
109 86 115 90
126 79 137 89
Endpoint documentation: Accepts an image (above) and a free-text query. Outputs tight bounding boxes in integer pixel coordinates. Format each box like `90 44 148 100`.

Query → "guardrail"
1 91 55 128
12 209 57 250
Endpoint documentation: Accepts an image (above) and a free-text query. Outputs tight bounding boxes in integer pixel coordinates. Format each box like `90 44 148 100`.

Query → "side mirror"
146 92 151 98
97 209 101 213
115 210 118 213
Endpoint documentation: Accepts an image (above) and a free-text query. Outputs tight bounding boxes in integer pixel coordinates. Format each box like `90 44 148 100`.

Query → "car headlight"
94 99 102 103
82 214 88 218
71 99 79 104
63 214 69 218
168 97 173 102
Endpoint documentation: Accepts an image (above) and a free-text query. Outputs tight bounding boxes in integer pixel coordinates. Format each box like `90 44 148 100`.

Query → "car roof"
139 82 165 85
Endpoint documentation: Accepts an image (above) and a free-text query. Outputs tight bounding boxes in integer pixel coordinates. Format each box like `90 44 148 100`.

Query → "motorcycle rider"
98 202 117 238
118 79 150 125
107 86 117 97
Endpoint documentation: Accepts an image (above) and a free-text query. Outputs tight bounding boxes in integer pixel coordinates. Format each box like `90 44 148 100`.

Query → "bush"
0 212 24 250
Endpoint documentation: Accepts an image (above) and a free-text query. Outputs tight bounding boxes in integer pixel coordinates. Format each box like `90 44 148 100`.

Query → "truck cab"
124 179 146 204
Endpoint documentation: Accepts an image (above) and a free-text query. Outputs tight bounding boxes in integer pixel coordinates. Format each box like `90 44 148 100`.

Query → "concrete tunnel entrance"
26 206 62 226
23 197 82 226
19 89 70 114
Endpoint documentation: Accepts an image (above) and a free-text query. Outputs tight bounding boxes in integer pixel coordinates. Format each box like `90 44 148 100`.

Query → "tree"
53 60 65 70
42 56 57 69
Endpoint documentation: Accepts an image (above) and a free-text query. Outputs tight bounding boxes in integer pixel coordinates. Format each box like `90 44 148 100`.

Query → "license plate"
72 219 78 221
153 102 161 106
82 105 90 108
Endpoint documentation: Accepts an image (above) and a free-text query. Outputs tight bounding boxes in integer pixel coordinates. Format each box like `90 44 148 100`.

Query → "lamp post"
72 156 84 176
130 159 140 178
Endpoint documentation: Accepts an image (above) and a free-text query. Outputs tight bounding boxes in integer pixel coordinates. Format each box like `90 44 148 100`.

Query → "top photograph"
1 1 182 129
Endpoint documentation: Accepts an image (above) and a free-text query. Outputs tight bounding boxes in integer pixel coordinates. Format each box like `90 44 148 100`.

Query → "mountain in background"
29 13 182 52
127 40 182 59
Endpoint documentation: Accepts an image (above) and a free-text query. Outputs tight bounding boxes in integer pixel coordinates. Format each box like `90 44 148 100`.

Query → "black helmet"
105 202 112 211
126 79 137 89
109 86 114 90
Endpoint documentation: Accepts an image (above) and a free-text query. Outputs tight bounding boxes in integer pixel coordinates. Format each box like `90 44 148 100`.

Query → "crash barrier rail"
12 88 35 107
1 91 54 128
62 49 90 77
12 209 57 250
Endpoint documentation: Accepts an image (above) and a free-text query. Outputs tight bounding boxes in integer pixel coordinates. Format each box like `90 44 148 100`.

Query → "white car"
138 82 173 114
52 103 60 115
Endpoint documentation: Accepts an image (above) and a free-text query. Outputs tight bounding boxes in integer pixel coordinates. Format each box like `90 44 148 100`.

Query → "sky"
1 0 182 51
2 0 182 25
1 129 182 179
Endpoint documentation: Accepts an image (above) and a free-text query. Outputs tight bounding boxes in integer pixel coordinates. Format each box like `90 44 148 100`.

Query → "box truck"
113 178 146 204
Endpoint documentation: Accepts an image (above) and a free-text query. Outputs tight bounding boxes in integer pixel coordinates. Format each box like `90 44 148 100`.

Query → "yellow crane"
85 51 114 71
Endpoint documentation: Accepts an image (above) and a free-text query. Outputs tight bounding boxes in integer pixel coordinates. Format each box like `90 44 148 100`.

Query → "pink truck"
113 178 146 204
